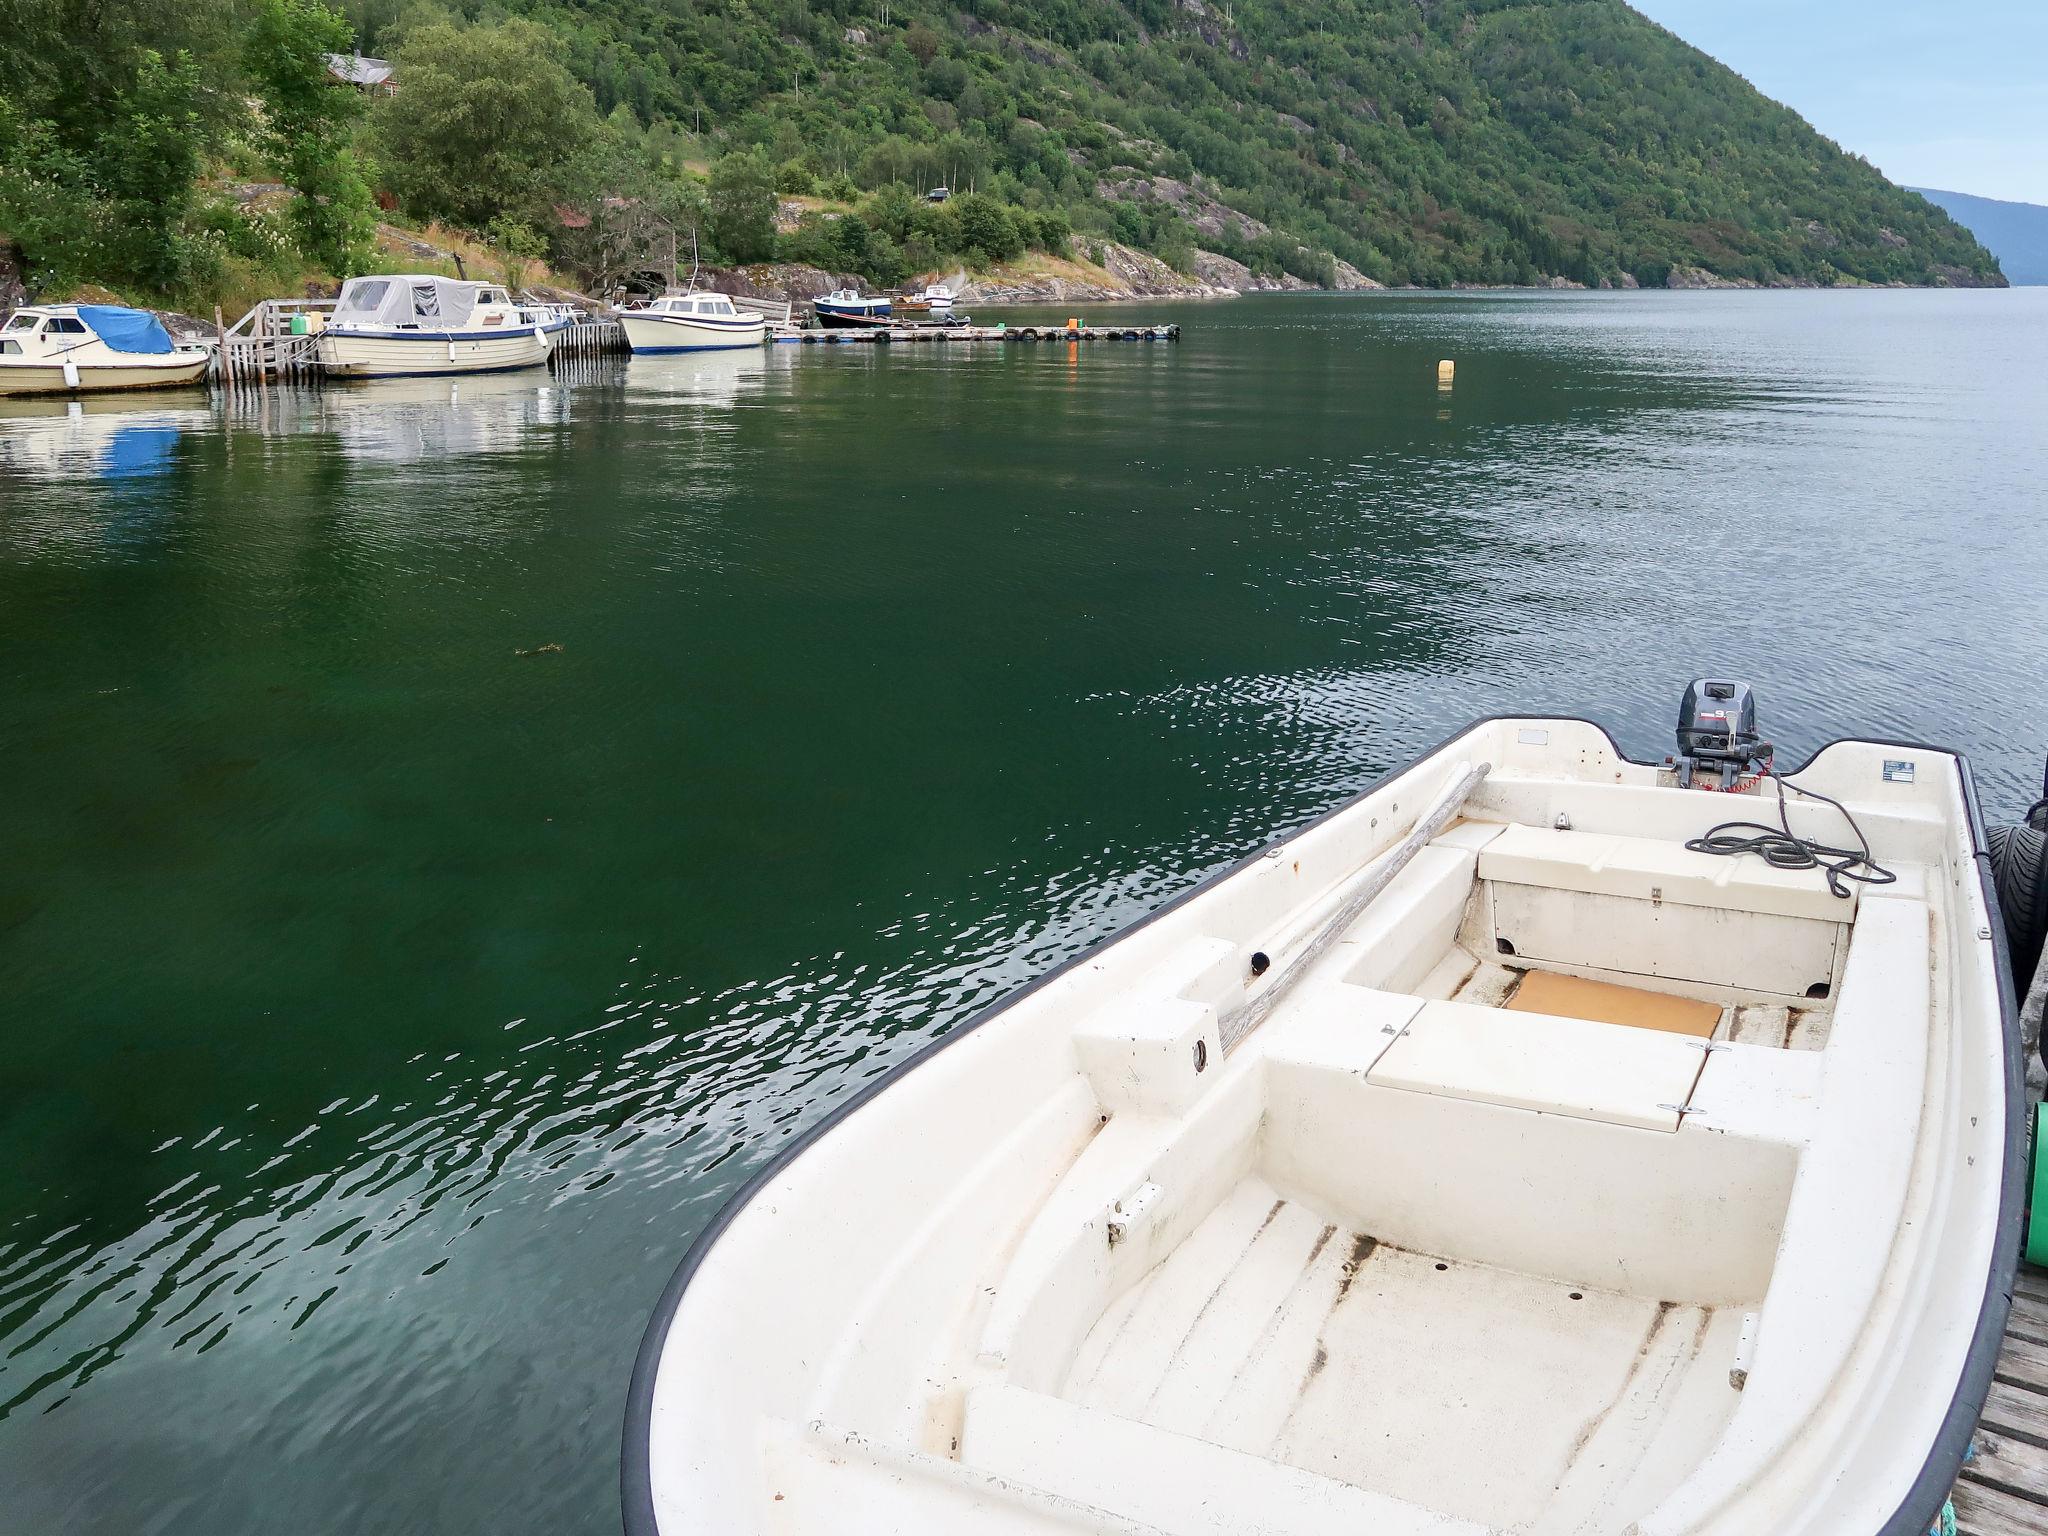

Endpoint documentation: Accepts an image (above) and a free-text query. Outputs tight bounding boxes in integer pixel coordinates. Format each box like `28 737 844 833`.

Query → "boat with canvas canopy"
624 682 2021 1536
0 305 210 396
317 275 562 378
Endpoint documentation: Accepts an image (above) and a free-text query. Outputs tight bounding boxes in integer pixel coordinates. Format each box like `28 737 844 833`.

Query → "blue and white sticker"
1882 759 1916 784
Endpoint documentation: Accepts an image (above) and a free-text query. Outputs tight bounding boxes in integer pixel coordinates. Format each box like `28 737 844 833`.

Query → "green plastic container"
2029 1102 2048 1268
288 314 309 336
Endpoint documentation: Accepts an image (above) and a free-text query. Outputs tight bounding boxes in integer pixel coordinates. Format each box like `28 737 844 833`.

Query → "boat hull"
625 714 2020 1536
814 304 891 329
0 353 211 397
618 312 767 353
316 327 553 379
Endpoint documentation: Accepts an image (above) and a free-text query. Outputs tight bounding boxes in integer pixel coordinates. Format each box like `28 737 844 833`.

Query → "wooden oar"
1217 759 1492 1052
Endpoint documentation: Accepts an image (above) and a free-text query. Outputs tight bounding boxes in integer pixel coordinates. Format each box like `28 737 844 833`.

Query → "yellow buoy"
1437 358 1455 388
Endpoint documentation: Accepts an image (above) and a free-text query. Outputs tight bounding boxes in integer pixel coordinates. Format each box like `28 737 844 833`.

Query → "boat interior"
647 721 2006 1536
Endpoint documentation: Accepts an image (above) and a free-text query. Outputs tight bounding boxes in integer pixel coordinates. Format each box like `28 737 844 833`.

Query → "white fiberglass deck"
1061 1179 1743 1532
634 719 2013 1536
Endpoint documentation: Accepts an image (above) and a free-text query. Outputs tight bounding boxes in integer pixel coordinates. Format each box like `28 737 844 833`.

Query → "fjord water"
2 290 2044 1532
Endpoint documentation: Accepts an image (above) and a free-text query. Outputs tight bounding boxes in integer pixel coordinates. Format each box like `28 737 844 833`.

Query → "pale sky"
1628 2 2048 205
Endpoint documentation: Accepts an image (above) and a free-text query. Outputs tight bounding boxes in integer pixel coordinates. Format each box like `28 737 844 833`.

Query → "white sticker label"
1517 728 1549 745
1882 759 1915 784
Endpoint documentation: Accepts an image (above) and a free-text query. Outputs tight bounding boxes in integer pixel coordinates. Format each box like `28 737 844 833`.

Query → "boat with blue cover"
0 305 210 396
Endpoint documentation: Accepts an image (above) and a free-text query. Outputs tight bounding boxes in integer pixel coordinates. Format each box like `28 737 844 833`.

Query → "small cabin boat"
616 292 768 353
892 283 960 321
626 686 2020 1536
0 306 209 396
813 289 891 328
317 275 561 379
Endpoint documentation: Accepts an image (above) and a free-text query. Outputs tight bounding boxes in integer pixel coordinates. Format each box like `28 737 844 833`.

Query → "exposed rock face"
1190 250 1308 292
1329 257 1385 291
1665 265 1752 290
1096 173 1268 243
1930 263 2009 288
935 239 1237 303
702 264 860 304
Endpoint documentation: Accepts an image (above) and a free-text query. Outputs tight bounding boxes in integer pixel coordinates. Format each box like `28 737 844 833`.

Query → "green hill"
0 0 2006 306
346 0 2002 290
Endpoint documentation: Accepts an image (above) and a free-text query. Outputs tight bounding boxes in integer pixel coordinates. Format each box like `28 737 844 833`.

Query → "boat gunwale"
618 715 2024 1536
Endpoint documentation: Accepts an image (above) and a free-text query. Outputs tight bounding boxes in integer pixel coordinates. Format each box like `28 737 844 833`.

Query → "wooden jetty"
209 297 630 385
779 322 1179 346
1956 1262 2048 1534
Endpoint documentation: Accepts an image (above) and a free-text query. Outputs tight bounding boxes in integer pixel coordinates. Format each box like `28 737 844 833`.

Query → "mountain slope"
1910 188 2048 286
412 0 2004 288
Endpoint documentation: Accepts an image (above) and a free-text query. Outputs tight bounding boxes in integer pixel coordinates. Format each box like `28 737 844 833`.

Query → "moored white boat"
0 305 211 396
317 275 560 379
616 292 768 353
893 283 959 320
626 685 2021 1536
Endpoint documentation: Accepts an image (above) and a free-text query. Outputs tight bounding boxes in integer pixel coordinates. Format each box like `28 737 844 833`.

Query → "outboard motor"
1673 679 1773 790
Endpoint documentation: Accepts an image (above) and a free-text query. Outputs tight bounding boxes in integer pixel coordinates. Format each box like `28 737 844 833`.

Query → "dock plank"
1959 1267 2048 1531
1966 1430 2048 1505
1999 1331 2048 1392
1956 1477 2048 1536
1983 1381 2048 1449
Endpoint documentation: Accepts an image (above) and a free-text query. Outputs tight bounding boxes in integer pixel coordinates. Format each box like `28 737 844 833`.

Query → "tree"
706 150 776 264
99 49 209 291
373 19 598 230
244 0 376 274
949 193 1022 263
551 129 705 296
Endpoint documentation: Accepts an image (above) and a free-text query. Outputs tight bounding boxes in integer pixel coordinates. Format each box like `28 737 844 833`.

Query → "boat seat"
1478 824 1856 923
1477 824 1854 999
1366 998 1708 1133
959 1382 1490 1536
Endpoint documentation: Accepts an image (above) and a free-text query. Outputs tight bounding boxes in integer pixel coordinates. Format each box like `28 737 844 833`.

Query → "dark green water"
1 290 2044 1533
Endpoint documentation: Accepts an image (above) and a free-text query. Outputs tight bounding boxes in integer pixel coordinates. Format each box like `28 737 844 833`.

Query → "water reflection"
1 291 2045 1536
620 346 773 410
0 394 210 481
295 373 573 464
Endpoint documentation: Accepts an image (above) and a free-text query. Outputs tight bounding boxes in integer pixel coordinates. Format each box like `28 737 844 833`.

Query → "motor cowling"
1674 679 1771 789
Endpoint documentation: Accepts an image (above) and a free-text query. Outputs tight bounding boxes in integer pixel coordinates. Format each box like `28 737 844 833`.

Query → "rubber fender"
1989 822 2048 1000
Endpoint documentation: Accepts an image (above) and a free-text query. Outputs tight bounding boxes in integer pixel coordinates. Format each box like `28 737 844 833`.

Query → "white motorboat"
616 292 768 353
0 305 210 396
317 275 560 379
626 683 2020 1536
893 283 959 320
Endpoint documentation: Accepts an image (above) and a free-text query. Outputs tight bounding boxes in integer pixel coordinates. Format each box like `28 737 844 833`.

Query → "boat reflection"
623 345 773 410
224 372 576 464
0 392 211 480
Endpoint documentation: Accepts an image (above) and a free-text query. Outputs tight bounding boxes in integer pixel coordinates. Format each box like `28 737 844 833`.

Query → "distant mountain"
1909 189 2048 285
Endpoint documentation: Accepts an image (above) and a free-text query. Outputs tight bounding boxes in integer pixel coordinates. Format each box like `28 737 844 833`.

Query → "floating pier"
1954 1262 2048 1533
202 294 1174 385
779 323 1179 346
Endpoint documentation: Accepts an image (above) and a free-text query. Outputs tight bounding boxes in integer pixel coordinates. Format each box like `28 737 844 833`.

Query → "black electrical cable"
1684 765 1897 900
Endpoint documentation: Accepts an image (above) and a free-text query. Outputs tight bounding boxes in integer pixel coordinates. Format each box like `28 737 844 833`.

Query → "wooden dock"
1956 1263 2048 1534
779 323 1179 346
208 298 629 386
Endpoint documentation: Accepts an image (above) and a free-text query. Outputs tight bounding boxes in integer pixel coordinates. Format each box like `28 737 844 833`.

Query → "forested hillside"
0 0 2005 311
